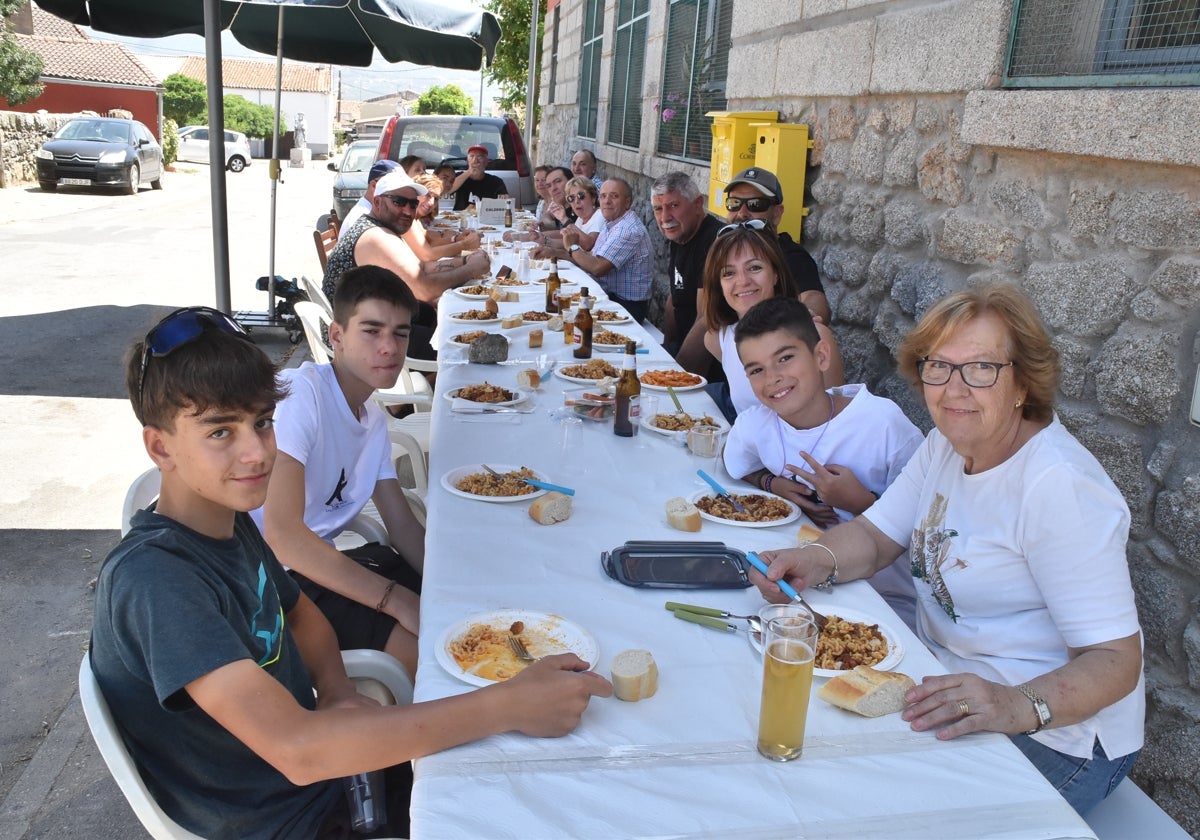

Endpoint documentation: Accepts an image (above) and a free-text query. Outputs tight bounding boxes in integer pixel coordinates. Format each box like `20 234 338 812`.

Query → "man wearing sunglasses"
651 172 723 375
724 168 832 324
325 171 491 358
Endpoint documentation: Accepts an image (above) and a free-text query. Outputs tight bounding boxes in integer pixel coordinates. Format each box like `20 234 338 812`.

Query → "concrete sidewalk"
0 160 328 839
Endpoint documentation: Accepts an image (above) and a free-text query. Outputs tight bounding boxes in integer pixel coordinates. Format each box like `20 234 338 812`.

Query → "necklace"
777 391 836 481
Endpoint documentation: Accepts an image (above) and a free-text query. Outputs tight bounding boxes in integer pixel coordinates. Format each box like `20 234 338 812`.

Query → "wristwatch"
568 244 582 253
1016 684 1052 734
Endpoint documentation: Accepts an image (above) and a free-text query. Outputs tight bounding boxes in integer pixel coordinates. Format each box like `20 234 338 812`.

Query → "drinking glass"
757 613 818 761
687 424 723 481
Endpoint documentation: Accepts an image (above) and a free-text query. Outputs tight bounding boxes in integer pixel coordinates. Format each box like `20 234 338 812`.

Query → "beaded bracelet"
806 543 839 592
375 580 397 613
763 474 774 494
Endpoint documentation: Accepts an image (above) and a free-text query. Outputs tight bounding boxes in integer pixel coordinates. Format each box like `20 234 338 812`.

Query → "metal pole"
266 6 285 319
523 0 539 153
203 0 232 313
479 65 484 116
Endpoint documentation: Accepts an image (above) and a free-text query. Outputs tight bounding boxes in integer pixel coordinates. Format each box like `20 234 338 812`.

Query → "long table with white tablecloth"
407 252 1095 839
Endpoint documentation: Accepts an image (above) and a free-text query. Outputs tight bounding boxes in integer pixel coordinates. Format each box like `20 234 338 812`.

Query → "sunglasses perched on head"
724 195 776 213
717 218 769 236
383 194 421 210
138 306 250 412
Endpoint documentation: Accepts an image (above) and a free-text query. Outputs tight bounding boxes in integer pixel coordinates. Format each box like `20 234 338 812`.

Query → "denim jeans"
1011 734 1139 816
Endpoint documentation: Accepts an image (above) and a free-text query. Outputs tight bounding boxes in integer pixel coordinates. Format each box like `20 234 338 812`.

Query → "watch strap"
1016 683 1051 734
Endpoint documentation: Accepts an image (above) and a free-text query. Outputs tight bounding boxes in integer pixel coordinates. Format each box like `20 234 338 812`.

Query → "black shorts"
291 543 422 652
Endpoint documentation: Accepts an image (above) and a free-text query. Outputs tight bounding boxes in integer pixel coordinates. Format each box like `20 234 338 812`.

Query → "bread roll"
484 298 499 316
528 490 571 525
516 369 541 389
503 290 520 302
816 666 915 717
489 287 505 302
528 329 543 348
611 649 658 702
797 524 822 545
501 314 523 329
665 497 701 532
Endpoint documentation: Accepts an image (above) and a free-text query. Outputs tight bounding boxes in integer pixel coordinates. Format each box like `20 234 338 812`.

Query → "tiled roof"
179 56 331 93
29 4 86 39
15 8 160 89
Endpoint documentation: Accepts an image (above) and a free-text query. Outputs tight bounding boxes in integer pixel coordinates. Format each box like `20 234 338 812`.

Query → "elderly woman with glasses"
402 173 482 260
702 222 845 420
754 283 1143 816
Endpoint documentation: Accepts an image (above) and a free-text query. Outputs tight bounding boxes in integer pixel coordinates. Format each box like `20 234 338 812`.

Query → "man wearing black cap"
724 167 831 324
337 159 399 241
451 144 508 210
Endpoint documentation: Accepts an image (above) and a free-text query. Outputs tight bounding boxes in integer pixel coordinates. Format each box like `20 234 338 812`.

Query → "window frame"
577 0 605 139
606 0 651 149
656 0 732 162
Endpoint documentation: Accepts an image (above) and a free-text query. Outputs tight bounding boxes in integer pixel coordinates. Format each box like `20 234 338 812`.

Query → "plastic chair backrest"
78 656 206 840
121 468 161 537
293 301 332 364
299 275 334 319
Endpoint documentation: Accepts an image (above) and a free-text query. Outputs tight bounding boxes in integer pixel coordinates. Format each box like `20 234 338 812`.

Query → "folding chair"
313 225 337 273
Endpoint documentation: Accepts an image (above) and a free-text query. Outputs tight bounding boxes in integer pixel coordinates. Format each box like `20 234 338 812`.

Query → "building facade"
537 0 1200 829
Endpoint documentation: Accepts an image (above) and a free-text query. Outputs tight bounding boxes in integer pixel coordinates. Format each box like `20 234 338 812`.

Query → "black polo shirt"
668 213 723 340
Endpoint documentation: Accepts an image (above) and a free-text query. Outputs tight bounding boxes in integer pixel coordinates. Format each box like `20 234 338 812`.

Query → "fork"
481 464 576 496
508 634 536 662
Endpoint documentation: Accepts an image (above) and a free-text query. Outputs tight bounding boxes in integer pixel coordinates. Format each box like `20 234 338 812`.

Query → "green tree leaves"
482 0 543 128
0 0 44 106
415 84 473 115
163 73 207 125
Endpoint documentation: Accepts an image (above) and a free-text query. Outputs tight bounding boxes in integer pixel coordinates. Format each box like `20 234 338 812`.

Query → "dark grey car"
35 116 163 195
329 140 378 222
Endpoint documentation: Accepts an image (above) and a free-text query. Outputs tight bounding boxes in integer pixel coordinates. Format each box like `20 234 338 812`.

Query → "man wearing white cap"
723 167 831 324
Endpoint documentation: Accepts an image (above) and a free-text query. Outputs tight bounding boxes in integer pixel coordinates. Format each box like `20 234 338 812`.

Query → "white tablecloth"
409 278 1094 840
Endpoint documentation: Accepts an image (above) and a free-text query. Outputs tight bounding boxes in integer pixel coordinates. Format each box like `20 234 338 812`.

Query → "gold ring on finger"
957 699 969 717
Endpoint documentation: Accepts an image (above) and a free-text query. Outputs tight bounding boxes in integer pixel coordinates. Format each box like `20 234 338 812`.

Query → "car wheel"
228 156 246 173
126 163 140 195
150 167 163 190
40 181 58 192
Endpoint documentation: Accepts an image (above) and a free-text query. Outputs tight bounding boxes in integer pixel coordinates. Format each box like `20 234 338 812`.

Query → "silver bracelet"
807 542 839 591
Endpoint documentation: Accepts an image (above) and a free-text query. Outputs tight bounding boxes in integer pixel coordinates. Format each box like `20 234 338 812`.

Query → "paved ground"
0 158 332 839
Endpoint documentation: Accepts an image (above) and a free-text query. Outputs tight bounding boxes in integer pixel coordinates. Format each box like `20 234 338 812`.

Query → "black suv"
375 115 534 208
36 116 164 195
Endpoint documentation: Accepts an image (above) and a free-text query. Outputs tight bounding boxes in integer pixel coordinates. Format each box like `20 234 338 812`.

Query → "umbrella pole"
265 6 285 320
203 0 232 314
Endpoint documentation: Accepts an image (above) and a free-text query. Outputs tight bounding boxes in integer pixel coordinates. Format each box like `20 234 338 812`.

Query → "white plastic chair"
390 427 429 494
79 650 412 840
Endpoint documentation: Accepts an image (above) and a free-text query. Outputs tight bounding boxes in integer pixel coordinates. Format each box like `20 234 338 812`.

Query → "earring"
1015 400 1023 408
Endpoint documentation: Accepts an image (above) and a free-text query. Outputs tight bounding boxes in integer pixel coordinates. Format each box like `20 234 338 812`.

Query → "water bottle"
343 770 387 832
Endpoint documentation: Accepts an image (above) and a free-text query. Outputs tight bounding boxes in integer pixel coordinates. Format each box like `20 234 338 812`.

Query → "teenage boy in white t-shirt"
724 296 924 627
255 265 426 675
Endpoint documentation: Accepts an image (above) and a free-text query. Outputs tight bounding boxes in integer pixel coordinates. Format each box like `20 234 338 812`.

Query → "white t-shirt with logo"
251 362 393 543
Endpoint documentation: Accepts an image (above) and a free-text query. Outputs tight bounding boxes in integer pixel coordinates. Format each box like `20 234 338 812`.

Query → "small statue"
294 113 306 149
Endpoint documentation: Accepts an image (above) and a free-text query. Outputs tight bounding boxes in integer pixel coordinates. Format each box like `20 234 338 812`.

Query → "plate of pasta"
438 609 599 686
748 606 904 678
638 370 706 392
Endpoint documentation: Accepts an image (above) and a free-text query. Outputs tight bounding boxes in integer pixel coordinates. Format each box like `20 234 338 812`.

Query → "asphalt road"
0 158 332 839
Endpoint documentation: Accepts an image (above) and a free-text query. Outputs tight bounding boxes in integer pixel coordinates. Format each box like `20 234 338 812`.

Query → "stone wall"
0 110 76 188
753 89 1200 836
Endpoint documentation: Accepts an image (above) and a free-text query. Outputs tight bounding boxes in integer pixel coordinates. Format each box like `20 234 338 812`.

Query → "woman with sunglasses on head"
402 173 483 261
754 284 1143 817
701 222 845 421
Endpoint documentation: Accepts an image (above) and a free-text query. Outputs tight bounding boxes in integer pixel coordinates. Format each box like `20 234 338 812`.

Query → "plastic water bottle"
343 770 387 832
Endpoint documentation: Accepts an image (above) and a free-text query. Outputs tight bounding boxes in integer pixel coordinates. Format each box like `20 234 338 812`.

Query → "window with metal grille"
607 0 650 148
657 0 732 161
548 6 559 104
1006 0 1199 86
577 0 605 138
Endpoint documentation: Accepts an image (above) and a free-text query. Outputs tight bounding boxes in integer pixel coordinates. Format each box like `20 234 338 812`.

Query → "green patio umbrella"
35 0 501 314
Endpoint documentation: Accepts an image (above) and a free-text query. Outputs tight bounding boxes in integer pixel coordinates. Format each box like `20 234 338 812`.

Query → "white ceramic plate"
592 335 642 353
452 286 492 300
748 605 905 679
638 372 707 392
448 312 501 325
641 412 728 437
533 277 578 286
443 386 531 407
520 313 555 326
590 310 633 325
437 609 600 687
689 490 801 529
440 464 548 503
553 366 619 387
448 329 501 345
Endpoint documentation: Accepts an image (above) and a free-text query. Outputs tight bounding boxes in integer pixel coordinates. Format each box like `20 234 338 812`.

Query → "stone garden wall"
0 110 76 188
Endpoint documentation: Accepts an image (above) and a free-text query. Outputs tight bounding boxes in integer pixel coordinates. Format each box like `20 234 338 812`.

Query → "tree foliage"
0 0 45 106
482 0 543 128
415 84 473 116
162 118 180 166
163 73 207 126
222 94 284 139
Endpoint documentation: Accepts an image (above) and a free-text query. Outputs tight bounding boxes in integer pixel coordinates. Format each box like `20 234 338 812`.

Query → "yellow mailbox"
753 123 814 240
707 110 777 217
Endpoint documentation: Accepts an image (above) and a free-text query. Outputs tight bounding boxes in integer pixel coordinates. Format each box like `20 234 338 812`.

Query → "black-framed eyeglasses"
383 194 420 210
717 218 769 236
917 359 1015 388
725 195 775 214
138 306 250 413
566 192 591 203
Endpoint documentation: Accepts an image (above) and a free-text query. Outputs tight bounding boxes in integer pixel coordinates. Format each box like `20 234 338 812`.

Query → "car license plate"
59 178 91 186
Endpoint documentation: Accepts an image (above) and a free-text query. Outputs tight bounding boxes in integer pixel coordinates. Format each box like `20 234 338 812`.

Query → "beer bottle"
613 340 641 437
545 258 561 314
503 202 513 228
573 288 593 359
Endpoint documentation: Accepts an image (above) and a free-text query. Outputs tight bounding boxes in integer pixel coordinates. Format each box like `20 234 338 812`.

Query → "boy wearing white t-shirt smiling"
724 297 924 628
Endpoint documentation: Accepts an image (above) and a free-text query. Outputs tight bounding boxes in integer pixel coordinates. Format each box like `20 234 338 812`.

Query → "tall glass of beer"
757 613 818 761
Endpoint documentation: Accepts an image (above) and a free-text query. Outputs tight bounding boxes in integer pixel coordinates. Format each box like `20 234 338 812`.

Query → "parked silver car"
177 126 253 172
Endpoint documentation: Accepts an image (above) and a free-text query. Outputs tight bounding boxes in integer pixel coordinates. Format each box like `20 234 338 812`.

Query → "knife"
671 609 737 633
696 469 747 514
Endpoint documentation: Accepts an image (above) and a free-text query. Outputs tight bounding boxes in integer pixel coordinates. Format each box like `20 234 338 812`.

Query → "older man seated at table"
571 149 603 192
536 178 653 324
451 144 507 211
